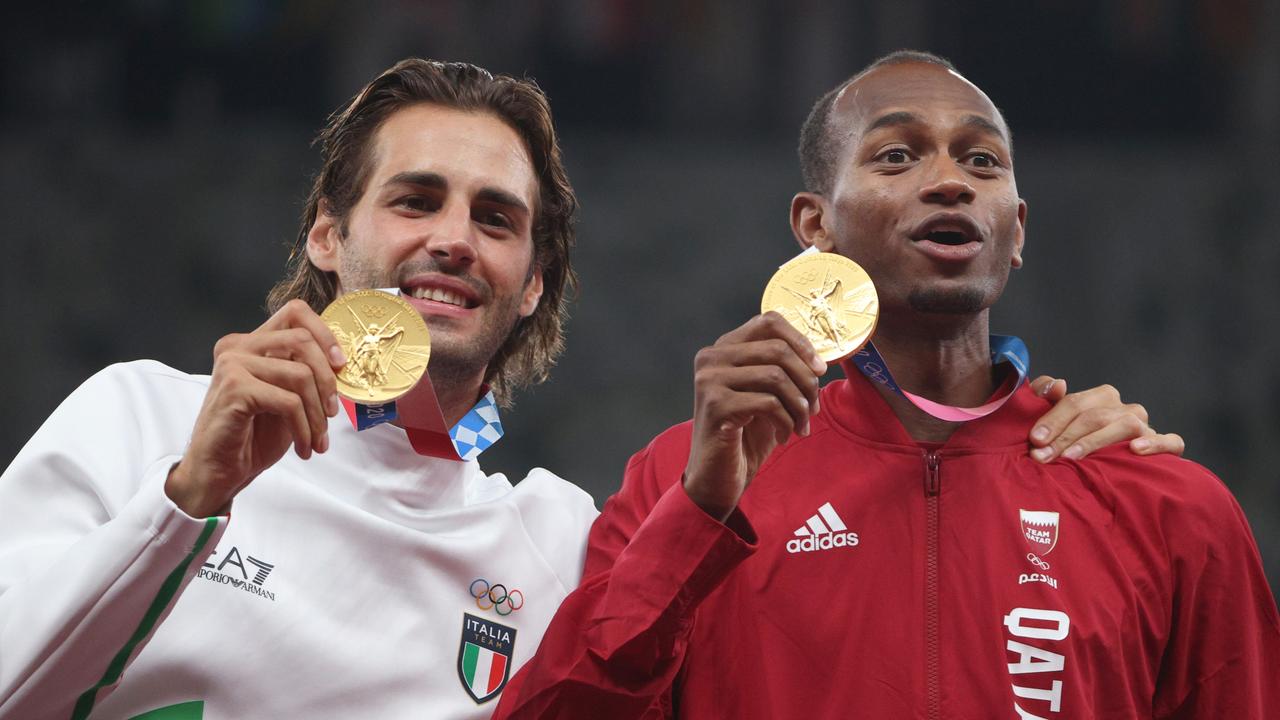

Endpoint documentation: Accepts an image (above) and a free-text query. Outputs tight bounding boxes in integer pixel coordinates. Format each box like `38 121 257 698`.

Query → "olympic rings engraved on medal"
469 578 524 615
1026 553 1051 570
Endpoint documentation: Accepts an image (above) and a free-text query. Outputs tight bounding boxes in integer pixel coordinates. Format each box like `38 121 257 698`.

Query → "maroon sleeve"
493 427 757 719
1152 465 1280 719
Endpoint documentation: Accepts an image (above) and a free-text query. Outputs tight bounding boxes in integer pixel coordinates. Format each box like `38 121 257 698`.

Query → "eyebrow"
865 111 922 134
864 111 1009 143
960 114 1009 143
386 170 447 191
384 171 531 215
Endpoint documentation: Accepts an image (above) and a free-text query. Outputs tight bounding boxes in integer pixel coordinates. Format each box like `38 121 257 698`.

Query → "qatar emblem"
457 612 517 704
1019 510 1061 555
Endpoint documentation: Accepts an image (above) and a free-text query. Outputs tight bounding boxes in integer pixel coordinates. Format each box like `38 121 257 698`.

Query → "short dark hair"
267 58 578 406
798 50 958 195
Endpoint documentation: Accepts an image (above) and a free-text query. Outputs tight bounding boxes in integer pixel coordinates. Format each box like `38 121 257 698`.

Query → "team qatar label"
1019 510 1060 555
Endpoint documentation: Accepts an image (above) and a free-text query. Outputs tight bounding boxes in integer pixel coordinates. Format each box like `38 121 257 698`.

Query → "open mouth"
924 230 971 246
910 213 983 246
403 285 479 309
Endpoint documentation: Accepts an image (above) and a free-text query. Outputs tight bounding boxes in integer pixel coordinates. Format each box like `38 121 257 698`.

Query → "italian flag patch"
457 613 516 703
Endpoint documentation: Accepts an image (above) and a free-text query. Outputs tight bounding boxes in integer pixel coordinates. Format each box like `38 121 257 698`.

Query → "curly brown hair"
267 59 577 406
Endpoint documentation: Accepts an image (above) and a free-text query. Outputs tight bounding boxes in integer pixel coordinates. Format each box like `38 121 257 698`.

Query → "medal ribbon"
850 335 1030 422
338 289 504 461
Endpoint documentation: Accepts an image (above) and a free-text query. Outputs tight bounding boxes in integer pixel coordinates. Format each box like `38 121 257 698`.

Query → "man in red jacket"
494 50 1280 719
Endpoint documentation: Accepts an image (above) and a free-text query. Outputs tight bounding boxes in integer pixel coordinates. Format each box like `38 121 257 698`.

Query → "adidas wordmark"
786 502 859 554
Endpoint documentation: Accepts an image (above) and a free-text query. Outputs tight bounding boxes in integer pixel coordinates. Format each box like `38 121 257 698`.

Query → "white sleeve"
0 362 228 720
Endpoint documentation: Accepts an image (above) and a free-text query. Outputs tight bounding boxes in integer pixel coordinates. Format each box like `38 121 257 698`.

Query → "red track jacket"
495 365 1280 719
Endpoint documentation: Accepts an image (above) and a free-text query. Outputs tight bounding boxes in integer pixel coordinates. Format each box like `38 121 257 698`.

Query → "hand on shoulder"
1026 377 1185 463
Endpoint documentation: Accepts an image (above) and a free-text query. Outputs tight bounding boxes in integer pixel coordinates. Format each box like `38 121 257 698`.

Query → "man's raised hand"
165 299 347 518
683 312 825 522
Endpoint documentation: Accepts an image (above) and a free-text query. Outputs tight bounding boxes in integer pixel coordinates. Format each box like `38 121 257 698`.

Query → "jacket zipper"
924 451 941 720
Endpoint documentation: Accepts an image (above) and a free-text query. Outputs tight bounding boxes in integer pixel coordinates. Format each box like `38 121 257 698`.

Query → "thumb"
1033 376 1067 402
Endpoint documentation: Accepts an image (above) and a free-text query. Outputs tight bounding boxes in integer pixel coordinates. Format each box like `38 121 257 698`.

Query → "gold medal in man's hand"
761 252 879 363
320 290 431 403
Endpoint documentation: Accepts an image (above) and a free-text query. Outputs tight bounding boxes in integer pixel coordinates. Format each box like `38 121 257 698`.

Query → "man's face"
308 104 543 384
804 62 1026 317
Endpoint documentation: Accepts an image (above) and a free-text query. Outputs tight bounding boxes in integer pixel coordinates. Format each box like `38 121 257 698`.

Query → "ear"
790 192 834 252
1010 198 1028 269
518 264 544 317
306 201 343 274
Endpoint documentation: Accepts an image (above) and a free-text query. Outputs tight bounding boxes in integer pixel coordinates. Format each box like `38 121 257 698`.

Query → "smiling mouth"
404 286 478 309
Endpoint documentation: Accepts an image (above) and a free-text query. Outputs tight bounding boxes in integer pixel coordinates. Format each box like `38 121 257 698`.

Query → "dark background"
3 1 1277 592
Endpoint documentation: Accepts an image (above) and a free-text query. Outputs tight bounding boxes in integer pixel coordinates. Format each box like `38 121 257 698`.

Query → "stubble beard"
906 286 989 315
425 297 523 390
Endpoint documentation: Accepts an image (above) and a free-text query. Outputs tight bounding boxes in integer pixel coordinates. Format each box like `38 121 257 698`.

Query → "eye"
964 152 1001 169
881 148 912 164
475 210 513 230
395 195 437 213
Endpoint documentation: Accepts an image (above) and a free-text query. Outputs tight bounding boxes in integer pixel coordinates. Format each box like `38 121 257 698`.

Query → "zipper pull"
925 451 941 496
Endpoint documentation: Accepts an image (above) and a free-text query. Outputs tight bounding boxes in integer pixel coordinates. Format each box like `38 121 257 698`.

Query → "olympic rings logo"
470 578 524 616
1026 553 1051 570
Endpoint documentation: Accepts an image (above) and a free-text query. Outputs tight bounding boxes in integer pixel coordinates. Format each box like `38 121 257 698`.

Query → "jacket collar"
820 358 1049 452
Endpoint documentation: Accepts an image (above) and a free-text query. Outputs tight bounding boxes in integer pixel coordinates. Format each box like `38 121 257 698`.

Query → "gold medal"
320 290 431 404
761 252 879 362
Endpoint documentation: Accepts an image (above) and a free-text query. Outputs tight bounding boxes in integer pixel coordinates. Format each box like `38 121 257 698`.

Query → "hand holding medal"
166 299 348 518
684 246 1021 522
681 251 855 521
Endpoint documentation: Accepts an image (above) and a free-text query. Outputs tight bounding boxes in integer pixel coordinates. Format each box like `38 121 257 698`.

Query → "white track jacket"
0 361 597 719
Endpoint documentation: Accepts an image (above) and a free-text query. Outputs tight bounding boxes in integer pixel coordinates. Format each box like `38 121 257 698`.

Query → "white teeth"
410 287 466 307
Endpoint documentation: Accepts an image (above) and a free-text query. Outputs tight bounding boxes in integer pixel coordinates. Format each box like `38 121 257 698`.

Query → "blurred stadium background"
3 1 1277 591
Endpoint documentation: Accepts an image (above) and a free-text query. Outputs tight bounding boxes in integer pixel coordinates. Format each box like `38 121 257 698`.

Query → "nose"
424 202 477 268
918 160 976 205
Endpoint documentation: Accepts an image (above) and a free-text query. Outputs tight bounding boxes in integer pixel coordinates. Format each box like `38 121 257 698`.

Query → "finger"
699 339 822 414
720 313 827 376
213 332 251 358
1122 402 1149 425
257 299 346 368
745 412 792 456
705 365 813 436
237 354 331 454
237 328 340 418
1036 408 1147 463
233 369 315 459
1028 383 1119 448
1030 375 1067 403
1130 432 1185 456
707 390 797 445
1052 402 1147 460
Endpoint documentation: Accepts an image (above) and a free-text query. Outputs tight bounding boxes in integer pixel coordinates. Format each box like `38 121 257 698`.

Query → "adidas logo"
785 502 859 554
